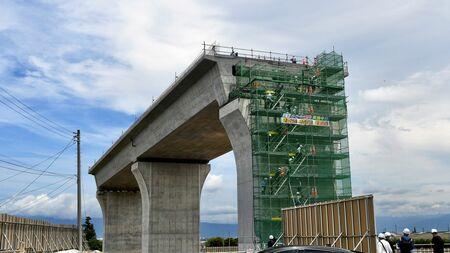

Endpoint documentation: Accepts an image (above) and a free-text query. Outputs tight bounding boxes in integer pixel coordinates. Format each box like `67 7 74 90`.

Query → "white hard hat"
403 228 411 234
431 229 438 234
269 235 274 240
378 233 386 239
385 232 392 237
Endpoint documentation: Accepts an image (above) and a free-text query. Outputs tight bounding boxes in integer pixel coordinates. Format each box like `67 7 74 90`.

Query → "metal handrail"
203 42 308 64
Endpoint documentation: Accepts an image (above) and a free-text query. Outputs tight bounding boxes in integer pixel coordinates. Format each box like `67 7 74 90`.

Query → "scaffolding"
230 51 352 248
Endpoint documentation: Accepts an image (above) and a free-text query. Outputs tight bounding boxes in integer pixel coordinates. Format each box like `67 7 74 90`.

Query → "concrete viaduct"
89 48 289 252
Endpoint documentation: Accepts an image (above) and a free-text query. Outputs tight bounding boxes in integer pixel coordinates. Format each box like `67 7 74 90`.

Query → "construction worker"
377 233 393 253
268 235 276 248
310 145 317 156
265 90 275 108
384 232 396 252
294 191 302 206
431 229 444 253
397 228 414 253
279 166 288 177
261 178 268 194
297 144 304 154
291 56 297 64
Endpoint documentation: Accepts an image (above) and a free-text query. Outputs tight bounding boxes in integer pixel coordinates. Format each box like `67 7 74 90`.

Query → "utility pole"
76 130 82 252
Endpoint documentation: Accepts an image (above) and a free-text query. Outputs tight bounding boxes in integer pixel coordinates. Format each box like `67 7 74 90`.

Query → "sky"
0 0 449 224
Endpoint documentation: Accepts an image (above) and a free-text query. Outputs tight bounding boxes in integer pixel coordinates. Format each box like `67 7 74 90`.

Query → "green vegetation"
205 237 238 247
83 216 103 250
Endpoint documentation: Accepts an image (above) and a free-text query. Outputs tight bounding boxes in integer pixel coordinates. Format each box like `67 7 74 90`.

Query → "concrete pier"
132 162 209 253
97 191 142 253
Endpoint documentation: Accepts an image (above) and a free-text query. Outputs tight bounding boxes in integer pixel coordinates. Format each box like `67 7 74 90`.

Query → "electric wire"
0 87 79 218
0 177 75 202
0 97 71 138
0 172 23 183
0 164 75 178
0 153 30 167
0 158 75 177
0 87 73 133
0 138 75 207
7 178 76 214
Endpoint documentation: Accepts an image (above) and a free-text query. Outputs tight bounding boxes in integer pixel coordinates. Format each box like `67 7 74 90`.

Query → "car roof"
259 245 354 253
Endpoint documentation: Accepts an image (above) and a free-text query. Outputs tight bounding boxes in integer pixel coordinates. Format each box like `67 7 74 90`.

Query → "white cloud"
201 205 237 224
350 66 450 216
0 4 15 31
5 0 227 115
203 174 223 193
4 193 101 219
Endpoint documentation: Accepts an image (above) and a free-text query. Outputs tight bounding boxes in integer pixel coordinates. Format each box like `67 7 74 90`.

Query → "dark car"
258 245 357 253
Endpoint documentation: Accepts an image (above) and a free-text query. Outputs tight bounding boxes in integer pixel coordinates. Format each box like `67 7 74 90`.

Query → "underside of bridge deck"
98 102 232 191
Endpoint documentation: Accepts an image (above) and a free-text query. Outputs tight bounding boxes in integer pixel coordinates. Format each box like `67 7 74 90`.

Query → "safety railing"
203 43 307 64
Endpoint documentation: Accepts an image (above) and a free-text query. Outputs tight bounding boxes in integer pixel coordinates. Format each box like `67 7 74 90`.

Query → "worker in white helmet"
267 235 276 248
384 232 396 252
377 233 393 253
431 229 444 253
397 228 414 253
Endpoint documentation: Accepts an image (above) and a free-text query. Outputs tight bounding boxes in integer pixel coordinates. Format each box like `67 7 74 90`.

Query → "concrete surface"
219 99 255 251
132 162 209 253
89 53 275 252
97 191 142 253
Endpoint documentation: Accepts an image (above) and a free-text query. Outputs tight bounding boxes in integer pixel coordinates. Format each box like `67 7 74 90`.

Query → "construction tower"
230 51 352 247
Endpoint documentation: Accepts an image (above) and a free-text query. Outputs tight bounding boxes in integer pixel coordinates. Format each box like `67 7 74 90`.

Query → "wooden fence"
0 213 81 252
282 195 377 253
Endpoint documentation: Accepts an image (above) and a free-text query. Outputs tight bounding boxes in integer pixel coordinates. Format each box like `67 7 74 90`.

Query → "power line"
0 153 30 167
0 138 75 207
0 158 75 178
0 87 73 133
0 97 71 138
0 177 75 202
0 164 74 178
7 178 76 214
0 141 77 178
0 172 23 183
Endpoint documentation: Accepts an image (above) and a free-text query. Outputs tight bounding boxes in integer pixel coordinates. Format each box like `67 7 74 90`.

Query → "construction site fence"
282 195 376 253
0 213 86 252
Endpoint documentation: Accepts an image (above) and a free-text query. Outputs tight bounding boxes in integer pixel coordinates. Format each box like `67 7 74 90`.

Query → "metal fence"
282 195 377 253
0 213 82 252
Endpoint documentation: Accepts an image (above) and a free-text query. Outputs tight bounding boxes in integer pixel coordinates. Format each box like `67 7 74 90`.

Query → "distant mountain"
376 214 450 233
25 216 236 238
26 216 104 239
201 223 237 238
24 213 450 239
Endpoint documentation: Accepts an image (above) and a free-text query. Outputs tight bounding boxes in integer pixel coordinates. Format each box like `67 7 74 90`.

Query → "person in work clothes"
377 233 393 253
267 235 276 248
397 228 414 253
431 229 444 253
384 232 396 252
